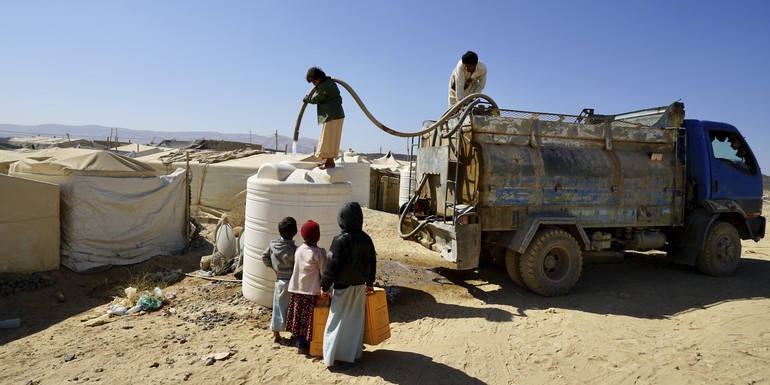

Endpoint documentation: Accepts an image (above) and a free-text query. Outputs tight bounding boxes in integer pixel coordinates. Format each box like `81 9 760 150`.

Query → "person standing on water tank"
304 67 344 170
448 51 487 107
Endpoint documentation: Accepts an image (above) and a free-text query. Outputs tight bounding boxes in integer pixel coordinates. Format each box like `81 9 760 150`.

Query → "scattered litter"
107 305 129 316
84 314 110 327
0 318 21 329
186 271 241 283
125 287 139 303
126 305 143 315
89 284 176 325
138 294 163 311
200 351 232 365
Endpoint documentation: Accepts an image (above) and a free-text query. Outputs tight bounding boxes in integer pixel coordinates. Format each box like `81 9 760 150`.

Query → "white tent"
136 151 315 214
115 143 167 158
0 150 25 174
370 151 408 171
6 148 187 272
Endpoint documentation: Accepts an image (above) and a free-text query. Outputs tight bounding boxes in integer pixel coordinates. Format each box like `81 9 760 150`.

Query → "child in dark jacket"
261 217 298 347
320 202 377 366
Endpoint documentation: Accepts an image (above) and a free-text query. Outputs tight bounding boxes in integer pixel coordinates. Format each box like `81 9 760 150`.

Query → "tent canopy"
9 147 156 177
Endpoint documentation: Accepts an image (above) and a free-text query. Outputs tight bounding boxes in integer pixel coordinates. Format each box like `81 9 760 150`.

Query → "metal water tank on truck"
399 101 765 296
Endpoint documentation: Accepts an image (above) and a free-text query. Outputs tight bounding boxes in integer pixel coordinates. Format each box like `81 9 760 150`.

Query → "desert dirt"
1 206 769 385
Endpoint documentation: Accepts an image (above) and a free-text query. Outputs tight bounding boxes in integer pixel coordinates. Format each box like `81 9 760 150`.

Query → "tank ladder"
442 116 474 225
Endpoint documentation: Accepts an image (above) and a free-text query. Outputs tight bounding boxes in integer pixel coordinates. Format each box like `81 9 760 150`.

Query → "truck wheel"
504 249 525 287
519 229 582 296
696 221 741 276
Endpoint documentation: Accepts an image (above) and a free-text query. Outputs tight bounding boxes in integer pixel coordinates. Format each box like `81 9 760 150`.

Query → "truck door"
706 123 762 201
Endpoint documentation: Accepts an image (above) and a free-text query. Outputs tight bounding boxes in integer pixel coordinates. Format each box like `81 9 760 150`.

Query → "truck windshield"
709 130 756 175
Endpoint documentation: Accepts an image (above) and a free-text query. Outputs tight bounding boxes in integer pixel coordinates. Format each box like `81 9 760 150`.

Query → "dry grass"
226 190 247 230
105 266 186 301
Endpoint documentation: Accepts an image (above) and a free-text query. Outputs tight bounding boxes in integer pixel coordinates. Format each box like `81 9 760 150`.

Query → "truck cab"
685 120 763 220
674 120 766 272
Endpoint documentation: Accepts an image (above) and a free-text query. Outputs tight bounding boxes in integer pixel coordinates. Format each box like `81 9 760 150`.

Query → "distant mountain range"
0 123 318 153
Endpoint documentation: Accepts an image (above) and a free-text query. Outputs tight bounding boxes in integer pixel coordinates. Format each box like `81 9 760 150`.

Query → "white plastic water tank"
242 162 352 307
398 164 416 208
337 150 371 208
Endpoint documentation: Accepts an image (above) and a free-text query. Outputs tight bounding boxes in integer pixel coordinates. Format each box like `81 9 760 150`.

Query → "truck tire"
504 249 525 287
519 229 582 296
696 221 741 277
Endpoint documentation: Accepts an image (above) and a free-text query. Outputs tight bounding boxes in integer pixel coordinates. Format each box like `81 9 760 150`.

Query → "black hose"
293 78 496 240
293 86 316 142
292 78 498 141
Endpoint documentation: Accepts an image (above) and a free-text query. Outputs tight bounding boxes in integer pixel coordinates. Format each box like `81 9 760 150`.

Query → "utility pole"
275 130 278 152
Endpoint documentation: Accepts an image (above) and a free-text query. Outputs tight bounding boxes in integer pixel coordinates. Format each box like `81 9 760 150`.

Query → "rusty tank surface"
400 102 694 296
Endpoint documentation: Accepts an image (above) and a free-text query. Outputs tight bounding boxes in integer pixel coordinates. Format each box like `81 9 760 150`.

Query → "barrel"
242 162 352 307
398 164 416 208
338 151 371 208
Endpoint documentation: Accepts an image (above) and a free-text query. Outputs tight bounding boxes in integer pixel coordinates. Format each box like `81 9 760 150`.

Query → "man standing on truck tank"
448 51 487 107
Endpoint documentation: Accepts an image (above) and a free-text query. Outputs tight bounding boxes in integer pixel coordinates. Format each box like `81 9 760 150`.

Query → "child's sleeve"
317 248 327 278
261 244 272 268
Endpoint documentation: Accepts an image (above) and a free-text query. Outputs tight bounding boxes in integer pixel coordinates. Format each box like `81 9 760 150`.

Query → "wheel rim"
715 236 736 265
542 247 569 281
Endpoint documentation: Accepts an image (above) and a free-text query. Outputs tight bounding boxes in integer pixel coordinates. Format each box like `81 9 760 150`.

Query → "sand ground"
1 206 769 385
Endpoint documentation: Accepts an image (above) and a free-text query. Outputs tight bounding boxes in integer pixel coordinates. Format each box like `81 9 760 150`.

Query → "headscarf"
337 202 363 232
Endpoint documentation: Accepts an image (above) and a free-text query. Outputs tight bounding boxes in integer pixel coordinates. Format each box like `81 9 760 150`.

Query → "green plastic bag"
138 294 162 311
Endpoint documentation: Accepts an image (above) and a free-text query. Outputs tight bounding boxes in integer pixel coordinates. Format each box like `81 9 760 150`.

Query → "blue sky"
2 1 769 170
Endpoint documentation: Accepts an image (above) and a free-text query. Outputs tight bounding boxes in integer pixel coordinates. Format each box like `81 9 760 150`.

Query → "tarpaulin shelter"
4 148 187 272
0 174 60 273
369 152 408 213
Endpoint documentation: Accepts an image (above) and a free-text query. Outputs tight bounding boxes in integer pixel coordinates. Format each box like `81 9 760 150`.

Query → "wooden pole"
185 151 191 247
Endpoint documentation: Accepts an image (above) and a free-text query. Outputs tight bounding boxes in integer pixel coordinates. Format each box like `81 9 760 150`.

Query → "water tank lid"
280 160 317 170
256 163 296 181
255 162 350 184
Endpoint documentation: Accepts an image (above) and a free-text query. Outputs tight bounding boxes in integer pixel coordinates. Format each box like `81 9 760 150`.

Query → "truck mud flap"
675 209 716 265
427 221 481 270
453 222 481 270
747 216 766 241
